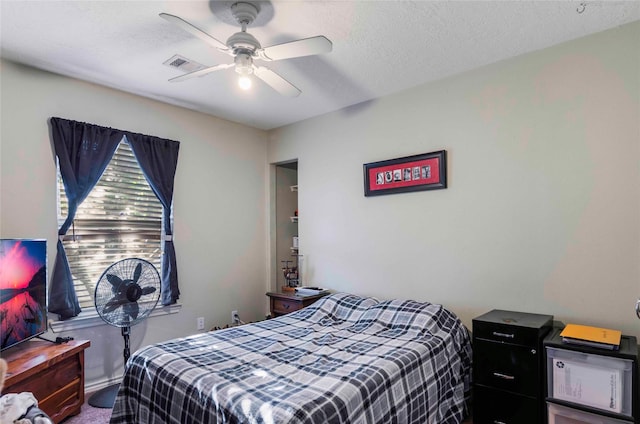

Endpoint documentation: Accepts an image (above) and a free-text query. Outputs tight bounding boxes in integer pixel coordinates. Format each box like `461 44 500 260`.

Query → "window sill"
50 303 182 332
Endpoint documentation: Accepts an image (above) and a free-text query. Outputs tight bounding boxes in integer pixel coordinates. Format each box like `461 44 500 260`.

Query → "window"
57 139 163 310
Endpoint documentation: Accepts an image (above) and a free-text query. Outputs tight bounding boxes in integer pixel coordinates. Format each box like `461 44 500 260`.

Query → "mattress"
110 292 472 423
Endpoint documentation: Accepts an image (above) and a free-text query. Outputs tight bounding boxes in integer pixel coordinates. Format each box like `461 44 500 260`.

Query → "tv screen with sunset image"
0 239 47 351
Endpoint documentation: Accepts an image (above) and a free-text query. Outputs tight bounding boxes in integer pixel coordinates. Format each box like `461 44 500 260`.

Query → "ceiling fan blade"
159 13 229 53
258 36 332 61
169 63 234 83
254 67 301 97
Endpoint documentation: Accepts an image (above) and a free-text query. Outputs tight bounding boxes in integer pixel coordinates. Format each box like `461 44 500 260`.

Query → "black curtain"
48 117 180 319
49 118 123 319
127 133 180 305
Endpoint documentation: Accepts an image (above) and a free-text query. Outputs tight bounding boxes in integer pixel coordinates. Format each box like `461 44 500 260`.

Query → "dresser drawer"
9 354 80 399
474 339 541 396
474 386 540 424
39 378 82 421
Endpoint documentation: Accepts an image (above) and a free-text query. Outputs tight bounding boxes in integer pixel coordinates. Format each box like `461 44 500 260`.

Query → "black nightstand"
472 309 553 424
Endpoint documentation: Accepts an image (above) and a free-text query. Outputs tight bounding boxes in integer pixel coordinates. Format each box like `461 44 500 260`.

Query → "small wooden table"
2 339 90 424
266 291 328 317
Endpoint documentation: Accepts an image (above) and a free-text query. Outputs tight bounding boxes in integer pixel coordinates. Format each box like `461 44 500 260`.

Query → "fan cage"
95 258 161 328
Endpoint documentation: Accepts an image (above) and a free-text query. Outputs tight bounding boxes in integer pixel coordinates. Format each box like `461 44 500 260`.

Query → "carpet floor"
60 393 112 424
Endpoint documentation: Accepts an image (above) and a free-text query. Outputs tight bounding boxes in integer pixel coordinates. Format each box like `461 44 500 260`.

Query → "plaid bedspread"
110 293 472 424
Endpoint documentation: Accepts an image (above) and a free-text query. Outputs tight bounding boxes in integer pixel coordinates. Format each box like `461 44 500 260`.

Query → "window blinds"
58 141 163 309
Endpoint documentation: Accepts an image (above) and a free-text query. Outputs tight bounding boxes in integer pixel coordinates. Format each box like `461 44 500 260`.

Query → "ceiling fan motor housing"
226 31 261 54
231 2 260 26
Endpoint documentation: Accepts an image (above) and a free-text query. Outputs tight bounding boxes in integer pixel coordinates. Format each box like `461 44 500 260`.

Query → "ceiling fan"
160 2 332 97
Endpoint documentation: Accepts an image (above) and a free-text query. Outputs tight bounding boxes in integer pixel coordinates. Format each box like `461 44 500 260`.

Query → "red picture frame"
363 150 447 197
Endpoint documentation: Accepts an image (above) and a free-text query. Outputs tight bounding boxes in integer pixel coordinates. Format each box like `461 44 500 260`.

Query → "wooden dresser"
2 339 90 424
266 291 328 317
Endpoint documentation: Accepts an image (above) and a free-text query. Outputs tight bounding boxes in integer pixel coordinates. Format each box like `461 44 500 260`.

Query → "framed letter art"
363 150 447 197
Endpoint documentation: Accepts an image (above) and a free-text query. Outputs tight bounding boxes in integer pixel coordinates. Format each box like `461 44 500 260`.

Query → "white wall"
268 22 640 339
0 59 269 386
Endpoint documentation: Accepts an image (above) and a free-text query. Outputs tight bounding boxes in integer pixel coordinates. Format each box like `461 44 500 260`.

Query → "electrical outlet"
231 310 239 324
197 316 205 330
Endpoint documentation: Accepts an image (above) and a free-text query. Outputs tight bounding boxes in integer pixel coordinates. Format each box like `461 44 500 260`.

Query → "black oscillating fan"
88 258 160 408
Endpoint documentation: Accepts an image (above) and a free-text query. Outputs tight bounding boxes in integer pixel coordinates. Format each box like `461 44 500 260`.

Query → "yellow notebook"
560 323 622 346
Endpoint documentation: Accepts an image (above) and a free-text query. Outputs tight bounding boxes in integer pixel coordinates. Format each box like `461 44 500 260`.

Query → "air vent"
169 57 187 67
163 54 207 73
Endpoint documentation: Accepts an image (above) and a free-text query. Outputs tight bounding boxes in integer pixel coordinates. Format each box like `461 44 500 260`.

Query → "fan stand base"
88 383 121 408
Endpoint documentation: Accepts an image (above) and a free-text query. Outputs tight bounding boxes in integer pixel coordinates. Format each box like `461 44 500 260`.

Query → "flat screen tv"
0 239 48 351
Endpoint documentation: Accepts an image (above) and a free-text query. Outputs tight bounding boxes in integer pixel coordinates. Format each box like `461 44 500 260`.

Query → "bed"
109 292 472 424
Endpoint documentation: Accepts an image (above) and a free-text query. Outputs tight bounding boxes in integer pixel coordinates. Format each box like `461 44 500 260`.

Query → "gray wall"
1 22 638 392
0 60 269 388
268 22 640 338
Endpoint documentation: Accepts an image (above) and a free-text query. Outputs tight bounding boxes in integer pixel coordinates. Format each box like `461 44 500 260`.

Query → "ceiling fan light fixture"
235 52 254 90
238 75 252 90
234 52 254 72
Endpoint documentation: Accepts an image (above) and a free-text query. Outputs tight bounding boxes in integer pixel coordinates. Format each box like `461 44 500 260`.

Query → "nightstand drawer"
267 291 329 317
272 297 300 314
474 386 540 424
474 339 541 396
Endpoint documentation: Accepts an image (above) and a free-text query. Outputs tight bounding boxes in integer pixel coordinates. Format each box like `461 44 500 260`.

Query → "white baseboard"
85 375 122 394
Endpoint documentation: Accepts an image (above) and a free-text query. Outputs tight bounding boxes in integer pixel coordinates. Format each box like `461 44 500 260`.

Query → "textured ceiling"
1 1 638 130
